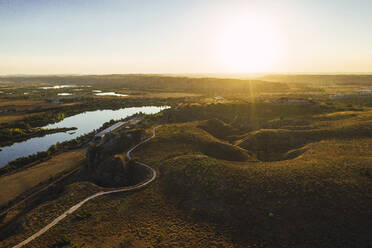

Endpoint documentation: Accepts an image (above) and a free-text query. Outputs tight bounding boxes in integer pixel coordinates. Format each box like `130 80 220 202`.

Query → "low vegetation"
132 102 372 247
74 210 92 221
50 235 71 248
0 149 85 208
1 75 371 247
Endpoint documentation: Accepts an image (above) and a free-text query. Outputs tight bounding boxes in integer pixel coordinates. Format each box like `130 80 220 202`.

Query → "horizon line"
1 72 372 77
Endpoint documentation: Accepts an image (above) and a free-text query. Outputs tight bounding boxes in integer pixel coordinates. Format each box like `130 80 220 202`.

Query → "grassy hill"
1 100 371 248
132 105 372 247
139 122 256 163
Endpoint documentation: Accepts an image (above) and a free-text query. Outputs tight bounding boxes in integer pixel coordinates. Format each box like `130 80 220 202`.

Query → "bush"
74 210 92 220
50 235 71 248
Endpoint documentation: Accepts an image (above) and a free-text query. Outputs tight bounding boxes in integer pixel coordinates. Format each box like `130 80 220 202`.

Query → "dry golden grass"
2 182 242 248
0 99 44 107
0 113 43 124
130 116 372 247
0 149 86 206
0 181 103 248
135 92 200 98
2 103 371 247
0 99 81 112
0 101 81 124
0 114 29 124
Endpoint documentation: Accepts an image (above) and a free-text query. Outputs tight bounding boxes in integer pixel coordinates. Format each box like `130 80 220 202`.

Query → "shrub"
50 235 71 248
74 210 92 220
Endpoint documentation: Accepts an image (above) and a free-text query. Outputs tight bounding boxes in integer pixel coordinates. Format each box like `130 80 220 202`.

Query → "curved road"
12 126 159 248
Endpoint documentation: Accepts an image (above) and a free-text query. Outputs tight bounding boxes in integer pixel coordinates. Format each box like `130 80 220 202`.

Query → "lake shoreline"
0 127 77 148
0 106 169 168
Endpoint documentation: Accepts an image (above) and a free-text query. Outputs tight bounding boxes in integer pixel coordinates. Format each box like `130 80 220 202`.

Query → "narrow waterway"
0 106 168 167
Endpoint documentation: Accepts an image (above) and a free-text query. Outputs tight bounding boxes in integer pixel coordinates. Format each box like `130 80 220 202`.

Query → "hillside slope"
133 117 372 247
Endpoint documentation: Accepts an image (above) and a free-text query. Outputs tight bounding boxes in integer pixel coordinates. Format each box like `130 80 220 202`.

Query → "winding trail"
12 126 159 248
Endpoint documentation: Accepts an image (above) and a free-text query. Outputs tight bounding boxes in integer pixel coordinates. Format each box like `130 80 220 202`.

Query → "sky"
1 0 372 74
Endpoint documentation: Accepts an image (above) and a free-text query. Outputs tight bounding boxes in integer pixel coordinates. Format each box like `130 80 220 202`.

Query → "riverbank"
0 127 77 147
0 106 168 168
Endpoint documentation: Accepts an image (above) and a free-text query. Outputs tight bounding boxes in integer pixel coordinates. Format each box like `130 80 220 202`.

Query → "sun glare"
217 15 282 73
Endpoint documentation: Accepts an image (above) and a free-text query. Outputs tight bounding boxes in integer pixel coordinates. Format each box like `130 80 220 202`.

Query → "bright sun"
217 15 282 73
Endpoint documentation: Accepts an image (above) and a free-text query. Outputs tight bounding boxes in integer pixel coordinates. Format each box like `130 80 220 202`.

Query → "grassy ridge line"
132 119 372 247
236 119 372 161
12 126 159 248
138 122 258 163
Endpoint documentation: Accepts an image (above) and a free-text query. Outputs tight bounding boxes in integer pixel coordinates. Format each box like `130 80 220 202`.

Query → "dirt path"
12 126 159 248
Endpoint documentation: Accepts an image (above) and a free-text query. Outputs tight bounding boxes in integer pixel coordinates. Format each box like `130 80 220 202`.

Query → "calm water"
57 93 73 96
0 106 168 167
40 85 77 90
95 92 128 97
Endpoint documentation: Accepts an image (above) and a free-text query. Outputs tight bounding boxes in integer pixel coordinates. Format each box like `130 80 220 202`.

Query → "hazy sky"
1 0 372 74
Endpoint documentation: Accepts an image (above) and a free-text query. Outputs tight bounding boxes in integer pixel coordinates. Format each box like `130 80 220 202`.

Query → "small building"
95 121 125 138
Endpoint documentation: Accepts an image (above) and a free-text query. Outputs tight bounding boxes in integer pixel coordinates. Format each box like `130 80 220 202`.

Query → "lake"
57 93 73 96
0 106 168 167
95 92 128 97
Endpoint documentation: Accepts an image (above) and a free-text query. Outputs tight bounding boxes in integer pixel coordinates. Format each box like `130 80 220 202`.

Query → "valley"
0 75 371 248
